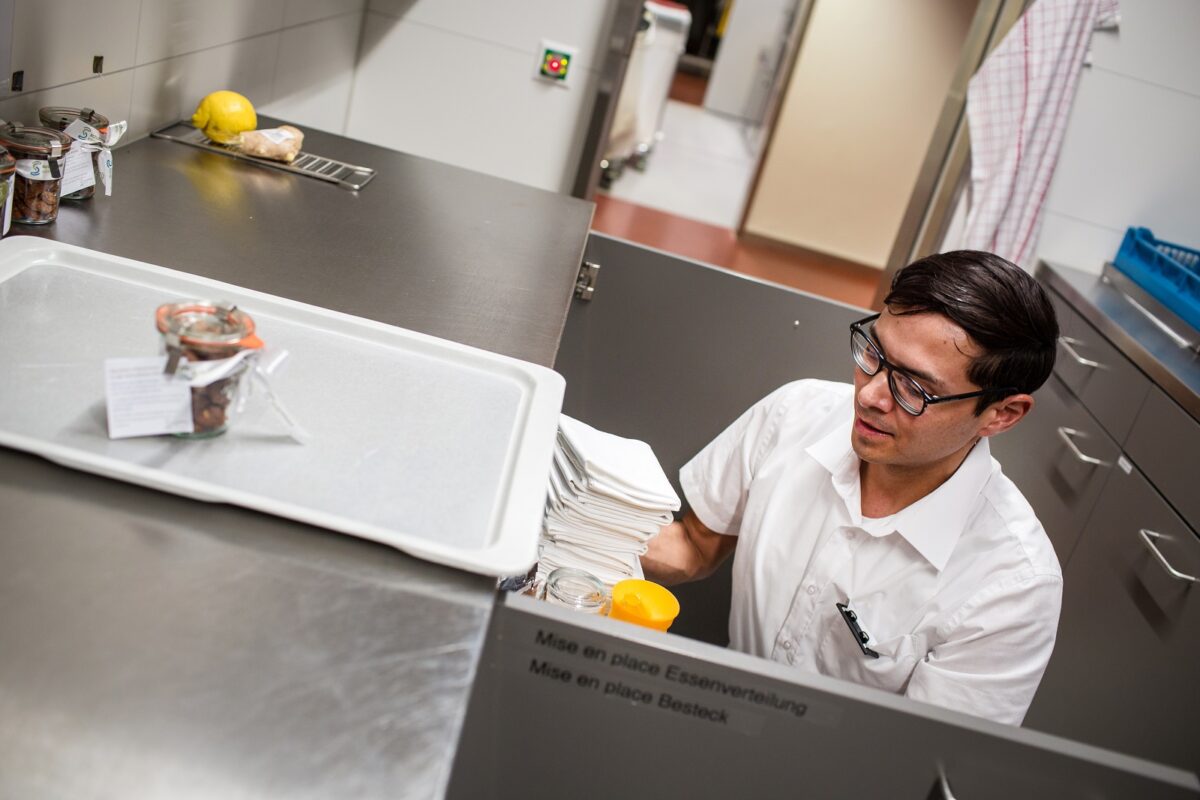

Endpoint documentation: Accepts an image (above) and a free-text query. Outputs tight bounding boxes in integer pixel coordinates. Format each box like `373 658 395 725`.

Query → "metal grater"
151 121 375 191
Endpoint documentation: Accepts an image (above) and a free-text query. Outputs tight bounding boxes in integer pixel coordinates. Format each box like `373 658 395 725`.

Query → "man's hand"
641 509 737 586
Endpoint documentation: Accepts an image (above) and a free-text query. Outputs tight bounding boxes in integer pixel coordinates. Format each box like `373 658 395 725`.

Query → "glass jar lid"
0 145 14 174
155 301 263 350
545 568 607 610
0 124 73 157
39 106 110 131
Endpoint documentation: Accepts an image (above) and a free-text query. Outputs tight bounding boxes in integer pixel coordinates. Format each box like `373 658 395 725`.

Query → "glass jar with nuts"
38 106 110 201
155 301 265 439
0 124 73 225
0 145 15 236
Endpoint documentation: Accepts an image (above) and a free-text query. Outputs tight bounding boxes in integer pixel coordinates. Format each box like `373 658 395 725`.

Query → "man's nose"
859 369 894 412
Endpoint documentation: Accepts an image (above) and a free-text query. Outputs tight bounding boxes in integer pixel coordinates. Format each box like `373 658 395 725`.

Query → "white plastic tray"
0 238 564 577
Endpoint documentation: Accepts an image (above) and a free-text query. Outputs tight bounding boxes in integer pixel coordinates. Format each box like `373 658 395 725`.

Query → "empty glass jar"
543 568 608 614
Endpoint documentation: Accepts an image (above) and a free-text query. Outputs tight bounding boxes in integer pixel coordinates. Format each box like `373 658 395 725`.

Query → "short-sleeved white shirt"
680 379 1062 725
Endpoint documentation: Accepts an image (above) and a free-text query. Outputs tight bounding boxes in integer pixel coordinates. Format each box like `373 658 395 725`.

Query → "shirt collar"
805 415 995 572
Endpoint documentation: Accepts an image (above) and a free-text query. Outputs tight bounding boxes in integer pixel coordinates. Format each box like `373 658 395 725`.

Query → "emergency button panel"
537 40 577 88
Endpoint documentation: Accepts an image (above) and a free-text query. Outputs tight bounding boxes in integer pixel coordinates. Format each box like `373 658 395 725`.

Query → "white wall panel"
260 14 361 134
1043 69 1200 242
1035 212 1125 275
0 70 134 129
135 0 286 64
1087 0 1200 96
7 0 141 95
367 0 615 73
347 12 602 192
0 1 366 160
129 34 281 142
285 0 365 28
1034 0 1200 274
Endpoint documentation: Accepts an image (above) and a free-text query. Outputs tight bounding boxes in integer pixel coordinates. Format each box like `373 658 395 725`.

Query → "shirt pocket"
816 604 920 694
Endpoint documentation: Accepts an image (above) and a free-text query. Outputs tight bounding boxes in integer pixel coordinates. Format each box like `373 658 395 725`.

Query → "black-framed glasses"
849 313 1016 416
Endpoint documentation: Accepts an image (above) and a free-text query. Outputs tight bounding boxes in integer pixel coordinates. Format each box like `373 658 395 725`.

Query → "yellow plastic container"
609 579 680 632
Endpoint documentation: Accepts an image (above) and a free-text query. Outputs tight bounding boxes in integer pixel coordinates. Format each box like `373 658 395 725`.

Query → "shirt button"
806 584 817 595
781 640 793 650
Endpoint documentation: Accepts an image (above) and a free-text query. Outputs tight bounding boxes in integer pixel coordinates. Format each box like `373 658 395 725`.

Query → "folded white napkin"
538 540 643 588
547 496 663 538
548 455 671 531
534 415 675 590
557 417 680 511
543 515 652 553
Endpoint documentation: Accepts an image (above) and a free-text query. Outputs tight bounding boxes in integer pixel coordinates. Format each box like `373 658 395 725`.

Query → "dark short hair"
883 250 1058 413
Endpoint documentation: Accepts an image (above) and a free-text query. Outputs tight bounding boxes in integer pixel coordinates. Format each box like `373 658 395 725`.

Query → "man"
642 250 1061 726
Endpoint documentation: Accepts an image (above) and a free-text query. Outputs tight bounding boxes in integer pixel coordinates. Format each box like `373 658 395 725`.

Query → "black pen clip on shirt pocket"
836 602 879 659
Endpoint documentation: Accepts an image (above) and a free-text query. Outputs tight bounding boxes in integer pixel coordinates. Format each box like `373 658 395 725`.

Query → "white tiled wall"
1034 0 1200 274
1 0 617 194
0 0 365 143
345 0 619 193
258 12 363 136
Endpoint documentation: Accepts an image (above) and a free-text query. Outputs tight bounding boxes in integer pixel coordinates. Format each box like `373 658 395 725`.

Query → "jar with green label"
0 125 73 225
39 106 109 201
0 146 14 236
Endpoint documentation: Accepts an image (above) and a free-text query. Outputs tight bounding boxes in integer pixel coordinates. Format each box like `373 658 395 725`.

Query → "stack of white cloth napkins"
539 415 680 588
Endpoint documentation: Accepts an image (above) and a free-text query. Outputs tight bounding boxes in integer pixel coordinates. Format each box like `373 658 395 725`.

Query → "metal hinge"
575 261 600 301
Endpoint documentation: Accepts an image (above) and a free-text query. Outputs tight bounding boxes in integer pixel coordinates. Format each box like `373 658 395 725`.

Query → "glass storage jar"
0 146 14 236
155 301 264 439
543 568 608 614
38 106 109 201
0 125 73 225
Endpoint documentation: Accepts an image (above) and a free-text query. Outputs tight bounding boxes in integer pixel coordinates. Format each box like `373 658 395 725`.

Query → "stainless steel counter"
1039 260 1200 421
0 121 593 798
19 117 594 367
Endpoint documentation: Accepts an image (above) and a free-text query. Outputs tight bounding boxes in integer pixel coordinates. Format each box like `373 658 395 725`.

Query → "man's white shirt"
680 379 1062 725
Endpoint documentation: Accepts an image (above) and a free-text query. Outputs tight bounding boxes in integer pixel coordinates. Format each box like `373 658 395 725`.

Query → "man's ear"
979 394 1034 438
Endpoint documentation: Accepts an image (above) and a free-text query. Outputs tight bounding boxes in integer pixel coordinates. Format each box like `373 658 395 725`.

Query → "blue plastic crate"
1112 227 1200 332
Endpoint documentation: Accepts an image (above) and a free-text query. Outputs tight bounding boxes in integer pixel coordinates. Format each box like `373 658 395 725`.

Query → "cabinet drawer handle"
1056 427 1110 467
1057 336 1105 369
1139 529 1199 583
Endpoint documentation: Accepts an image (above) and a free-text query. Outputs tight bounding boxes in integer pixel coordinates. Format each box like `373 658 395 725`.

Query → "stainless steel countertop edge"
1037 260 1200 423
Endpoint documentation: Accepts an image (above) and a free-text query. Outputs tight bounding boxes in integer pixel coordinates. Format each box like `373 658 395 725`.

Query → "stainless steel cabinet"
1049 290 1152 444
1015 268 1200 775
1025 462 1200 773
990 374 1120 565
1126 387 1200 528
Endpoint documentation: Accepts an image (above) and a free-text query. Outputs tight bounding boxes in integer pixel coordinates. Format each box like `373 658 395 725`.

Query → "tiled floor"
600 100 761 230
591 194 882 310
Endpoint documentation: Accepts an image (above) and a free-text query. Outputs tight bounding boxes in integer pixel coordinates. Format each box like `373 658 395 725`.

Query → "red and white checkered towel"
961 0 1120 268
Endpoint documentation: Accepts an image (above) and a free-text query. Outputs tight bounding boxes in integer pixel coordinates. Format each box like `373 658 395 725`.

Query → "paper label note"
259 128 295 144
105 356 194 439
60 147 96 196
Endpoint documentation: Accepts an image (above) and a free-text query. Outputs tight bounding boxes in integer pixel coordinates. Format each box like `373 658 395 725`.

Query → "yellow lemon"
191 90 257 144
